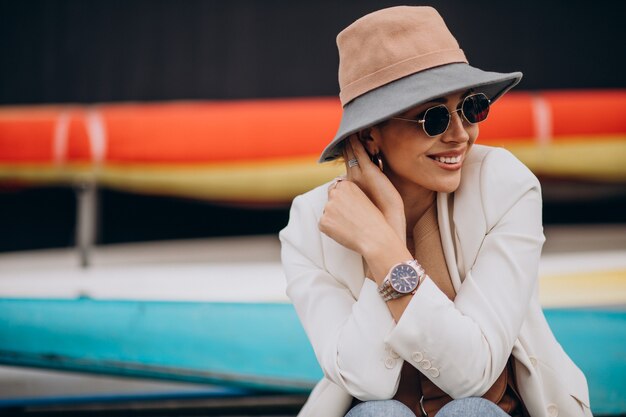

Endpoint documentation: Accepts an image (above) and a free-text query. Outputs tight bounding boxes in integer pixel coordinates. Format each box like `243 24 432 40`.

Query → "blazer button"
419 359 431 370
411 352 423 362
547 403 558 417
384 357 396 369
389 349 400 359
529 356 538 367
427 367 440 378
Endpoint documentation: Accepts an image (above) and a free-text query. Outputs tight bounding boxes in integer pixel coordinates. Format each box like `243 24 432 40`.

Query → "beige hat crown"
337 6 468 105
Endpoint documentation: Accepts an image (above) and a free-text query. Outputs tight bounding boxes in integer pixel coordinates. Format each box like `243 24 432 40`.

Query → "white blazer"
279 145 592 417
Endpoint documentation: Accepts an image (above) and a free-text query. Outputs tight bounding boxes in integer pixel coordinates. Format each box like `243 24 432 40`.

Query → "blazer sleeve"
279 190 402 400
386 148 546 398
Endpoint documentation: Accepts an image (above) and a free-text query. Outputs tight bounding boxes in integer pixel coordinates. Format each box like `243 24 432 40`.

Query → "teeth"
433 155 461 164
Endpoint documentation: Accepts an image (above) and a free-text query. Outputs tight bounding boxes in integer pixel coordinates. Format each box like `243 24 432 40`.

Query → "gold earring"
374 153 384 172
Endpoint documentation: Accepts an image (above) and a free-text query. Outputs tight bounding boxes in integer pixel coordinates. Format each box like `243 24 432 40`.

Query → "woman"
279 6 591 417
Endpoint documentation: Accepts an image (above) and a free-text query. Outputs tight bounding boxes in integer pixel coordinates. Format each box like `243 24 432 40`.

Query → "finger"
327 176 345 198
344 136 358 164
346 136 358 163
343 135 360 179
327 179 338 196
342 135 351 156
342 144 350 172
351 136 373 166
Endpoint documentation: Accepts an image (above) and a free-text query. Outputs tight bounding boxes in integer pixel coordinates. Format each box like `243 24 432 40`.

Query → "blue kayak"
0 299 624 415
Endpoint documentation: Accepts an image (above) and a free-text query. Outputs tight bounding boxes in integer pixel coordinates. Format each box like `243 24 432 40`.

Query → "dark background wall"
2 0 625 105
1 0 625 251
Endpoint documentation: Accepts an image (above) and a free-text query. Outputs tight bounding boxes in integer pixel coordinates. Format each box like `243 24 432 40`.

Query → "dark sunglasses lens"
423 106 450 136
463 94 490 123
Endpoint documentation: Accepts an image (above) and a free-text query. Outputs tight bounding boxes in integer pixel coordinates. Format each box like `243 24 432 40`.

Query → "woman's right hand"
319 178 410 284
343 136 406 242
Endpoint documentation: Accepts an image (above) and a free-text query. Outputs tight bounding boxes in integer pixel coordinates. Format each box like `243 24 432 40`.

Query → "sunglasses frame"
392 92 491 137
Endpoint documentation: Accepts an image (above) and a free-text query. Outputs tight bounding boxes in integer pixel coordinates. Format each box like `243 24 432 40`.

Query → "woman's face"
368 90 478 194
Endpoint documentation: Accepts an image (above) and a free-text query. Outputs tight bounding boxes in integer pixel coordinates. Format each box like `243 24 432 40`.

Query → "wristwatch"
377 260 425 302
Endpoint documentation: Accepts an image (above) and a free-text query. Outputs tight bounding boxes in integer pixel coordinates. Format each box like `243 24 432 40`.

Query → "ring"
330 176 344 190
348 158 359 168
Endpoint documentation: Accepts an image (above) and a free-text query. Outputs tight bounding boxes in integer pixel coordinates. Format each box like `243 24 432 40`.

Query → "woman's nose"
442 109 470 143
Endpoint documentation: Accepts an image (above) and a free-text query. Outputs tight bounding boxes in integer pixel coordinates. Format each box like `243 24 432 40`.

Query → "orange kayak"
1 90 624 204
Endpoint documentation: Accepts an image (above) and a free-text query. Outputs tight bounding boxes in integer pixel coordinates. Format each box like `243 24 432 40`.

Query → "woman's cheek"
468 124 479 145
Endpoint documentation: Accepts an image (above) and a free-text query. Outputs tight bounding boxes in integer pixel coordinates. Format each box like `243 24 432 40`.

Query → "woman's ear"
357 128 371 141
358 127 381 156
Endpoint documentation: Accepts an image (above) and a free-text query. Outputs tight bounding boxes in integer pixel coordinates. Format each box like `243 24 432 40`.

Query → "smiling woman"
280 6 592 417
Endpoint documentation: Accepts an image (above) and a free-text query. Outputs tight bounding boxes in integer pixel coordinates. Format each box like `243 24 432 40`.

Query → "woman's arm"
280 191 404 400
386 148 545 398
318 137 417 321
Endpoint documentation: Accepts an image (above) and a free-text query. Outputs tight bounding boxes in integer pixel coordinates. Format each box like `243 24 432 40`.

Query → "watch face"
390 264 419 294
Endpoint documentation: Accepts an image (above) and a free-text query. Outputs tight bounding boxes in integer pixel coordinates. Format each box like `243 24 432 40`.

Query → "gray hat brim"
319 62 522 162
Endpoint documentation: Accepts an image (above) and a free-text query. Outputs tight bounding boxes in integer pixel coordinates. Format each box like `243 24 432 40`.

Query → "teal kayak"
0 299 624 415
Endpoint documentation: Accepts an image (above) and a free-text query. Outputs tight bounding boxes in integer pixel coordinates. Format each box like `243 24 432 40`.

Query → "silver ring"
348 158 359 168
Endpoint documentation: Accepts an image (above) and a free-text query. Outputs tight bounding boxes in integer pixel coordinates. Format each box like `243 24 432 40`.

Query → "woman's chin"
431 177 462 193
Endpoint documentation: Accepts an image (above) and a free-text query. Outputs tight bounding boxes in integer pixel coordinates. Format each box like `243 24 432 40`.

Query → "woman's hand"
319 179 391 256
319 136 412 283
343 136 406 242
319 179 411 284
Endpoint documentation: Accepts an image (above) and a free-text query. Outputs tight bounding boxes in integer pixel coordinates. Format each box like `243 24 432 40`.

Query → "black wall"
1 0 624 105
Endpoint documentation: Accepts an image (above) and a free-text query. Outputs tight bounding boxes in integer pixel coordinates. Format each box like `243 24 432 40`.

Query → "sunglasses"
392 93 491 137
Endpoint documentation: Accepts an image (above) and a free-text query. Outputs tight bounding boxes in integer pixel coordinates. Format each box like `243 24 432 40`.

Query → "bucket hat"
319 6 522 162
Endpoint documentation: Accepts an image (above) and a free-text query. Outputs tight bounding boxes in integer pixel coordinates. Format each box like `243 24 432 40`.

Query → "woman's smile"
426 147 467 171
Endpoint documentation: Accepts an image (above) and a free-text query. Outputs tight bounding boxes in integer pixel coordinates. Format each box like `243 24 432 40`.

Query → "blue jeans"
345 398 511 417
